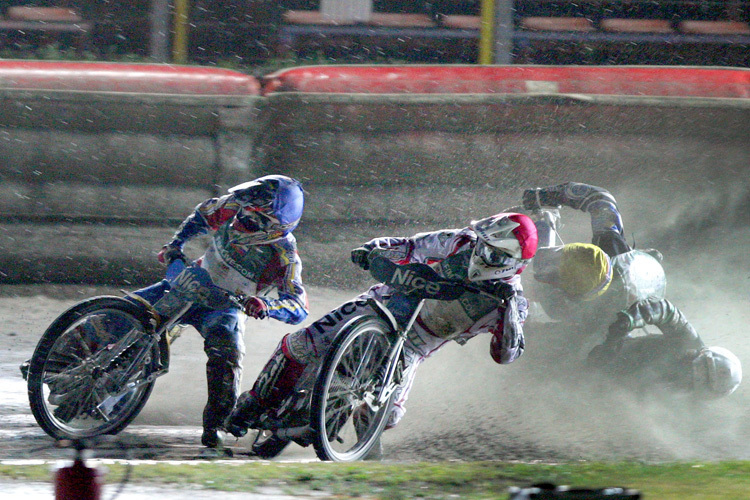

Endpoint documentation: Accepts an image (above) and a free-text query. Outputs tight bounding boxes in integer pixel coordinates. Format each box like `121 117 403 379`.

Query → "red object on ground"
55 457 103 500
0 60 260 95
261 65 750 98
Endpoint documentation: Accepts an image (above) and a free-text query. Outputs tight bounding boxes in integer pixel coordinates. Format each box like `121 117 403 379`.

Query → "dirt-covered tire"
27 296 158 440
251 431 291 459
310 315 395 462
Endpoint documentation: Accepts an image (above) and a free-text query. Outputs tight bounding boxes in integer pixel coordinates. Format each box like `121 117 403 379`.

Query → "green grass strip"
1 460 749 499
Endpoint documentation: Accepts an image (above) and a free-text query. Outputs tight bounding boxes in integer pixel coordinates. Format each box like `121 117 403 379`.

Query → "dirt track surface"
2 194 750 464
3 285 750 464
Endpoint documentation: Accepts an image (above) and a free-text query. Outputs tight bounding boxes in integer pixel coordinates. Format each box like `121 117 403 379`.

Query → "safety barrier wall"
1 62 748 287
0 61 265 285
0 61 262 224
260 64 750 97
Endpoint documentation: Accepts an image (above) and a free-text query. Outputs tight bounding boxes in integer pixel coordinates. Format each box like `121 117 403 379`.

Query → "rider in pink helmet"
226 213 537 459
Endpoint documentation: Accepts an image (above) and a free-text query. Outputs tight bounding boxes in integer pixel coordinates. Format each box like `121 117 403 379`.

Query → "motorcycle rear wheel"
27 296 158 440
311 315 394 462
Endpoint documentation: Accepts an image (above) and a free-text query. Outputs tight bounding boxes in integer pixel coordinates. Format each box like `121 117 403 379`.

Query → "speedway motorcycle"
238 256 505 462
23 251 242 441
25 253 499 462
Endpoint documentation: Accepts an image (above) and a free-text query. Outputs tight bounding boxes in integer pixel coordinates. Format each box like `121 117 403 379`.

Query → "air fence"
0 61 748 288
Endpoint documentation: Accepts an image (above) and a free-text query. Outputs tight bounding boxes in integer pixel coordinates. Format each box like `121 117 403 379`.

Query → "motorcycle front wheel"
311 315 395 462
27 296 158 440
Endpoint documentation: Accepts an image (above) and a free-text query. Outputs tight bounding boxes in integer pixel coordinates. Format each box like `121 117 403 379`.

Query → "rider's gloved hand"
351 247 371 270
244 297 268 319
157 244 185 265
521 188 543 211
606 312 632 343
492 281 516 302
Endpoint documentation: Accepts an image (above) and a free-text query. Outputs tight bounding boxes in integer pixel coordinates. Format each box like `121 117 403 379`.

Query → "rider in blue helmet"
141 174 309 452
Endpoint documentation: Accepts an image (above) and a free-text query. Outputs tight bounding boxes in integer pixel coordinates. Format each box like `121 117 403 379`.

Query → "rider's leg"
352 347 423 460
197 308 245 448
225 335 305 437
352 405 383 461
226 296 375 437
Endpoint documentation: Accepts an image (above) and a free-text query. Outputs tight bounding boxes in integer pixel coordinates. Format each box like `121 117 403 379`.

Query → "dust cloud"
385 179 750 462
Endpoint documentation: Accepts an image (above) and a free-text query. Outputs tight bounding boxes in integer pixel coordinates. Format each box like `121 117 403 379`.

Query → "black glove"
492 281 516 302
351 247 370 270
522 185 566 211
157 245 186 265
606 312 632 343
522 188 543 211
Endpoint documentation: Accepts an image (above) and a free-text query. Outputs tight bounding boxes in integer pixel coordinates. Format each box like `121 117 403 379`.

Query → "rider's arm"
357 229 473 265
489 283 528 364
167 194 240 249
523 182 630 256
257 239 309 325
605 298 704 348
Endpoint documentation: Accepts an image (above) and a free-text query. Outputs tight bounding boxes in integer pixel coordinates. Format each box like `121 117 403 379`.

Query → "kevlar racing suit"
524 182 667 337
587 298 704 394
245 227 529 429
136 190 308 440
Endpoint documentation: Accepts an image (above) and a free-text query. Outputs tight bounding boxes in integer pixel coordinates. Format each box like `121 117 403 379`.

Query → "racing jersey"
167 192 308 325
360 227 528 361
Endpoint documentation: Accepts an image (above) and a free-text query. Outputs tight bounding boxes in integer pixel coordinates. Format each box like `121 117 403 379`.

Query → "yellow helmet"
559 243 612 300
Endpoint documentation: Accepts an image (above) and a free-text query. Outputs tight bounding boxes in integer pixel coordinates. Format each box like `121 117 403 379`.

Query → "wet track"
3 235 750 465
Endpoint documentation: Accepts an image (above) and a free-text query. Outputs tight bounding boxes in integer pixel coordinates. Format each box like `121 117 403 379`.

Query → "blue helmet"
229 175 304 242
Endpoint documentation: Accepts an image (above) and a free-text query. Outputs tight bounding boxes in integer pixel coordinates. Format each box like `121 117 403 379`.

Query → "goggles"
239 205 282 233
475 240 519 268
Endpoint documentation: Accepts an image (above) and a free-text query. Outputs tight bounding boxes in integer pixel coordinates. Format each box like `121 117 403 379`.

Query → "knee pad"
253 336 305 406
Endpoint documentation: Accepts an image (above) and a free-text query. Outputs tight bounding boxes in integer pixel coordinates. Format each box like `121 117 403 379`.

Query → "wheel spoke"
348 334 375 382
312 315 397 461
324 399 352 440
28 299 159 440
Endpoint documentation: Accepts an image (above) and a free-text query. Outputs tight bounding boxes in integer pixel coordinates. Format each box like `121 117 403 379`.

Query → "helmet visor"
692 351 711 389
239 205 282 234
476 240 518 268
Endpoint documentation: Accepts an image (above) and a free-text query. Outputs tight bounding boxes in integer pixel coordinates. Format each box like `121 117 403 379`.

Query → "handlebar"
163 254 244 311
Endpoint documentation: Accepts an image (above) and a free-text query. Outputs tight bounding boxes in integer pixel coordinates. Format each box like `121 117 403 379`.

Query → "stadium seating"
520 17 596 32
0 6 91 54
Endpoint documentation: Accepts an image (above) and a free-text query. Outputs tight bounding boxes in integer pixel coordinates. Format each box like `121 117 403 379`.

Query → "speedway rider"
521 182 741 395
225 212 538 458
588 298 742 398
136 174 309 451
521 182 667 343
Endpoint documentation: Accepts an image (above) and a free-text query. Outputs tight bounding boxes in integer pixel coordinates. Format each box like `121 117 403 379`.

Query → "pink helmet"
468 213 538 281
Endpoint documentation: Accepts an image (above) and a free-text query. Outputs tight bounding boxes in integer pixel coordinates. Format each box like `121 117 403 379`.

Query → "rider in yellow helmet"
559 242 612 300
521 182 665 348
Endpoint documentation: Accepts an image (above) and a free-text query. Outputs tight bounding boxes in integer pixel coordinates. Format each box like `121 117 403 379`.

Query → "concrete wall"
260 92 750 288
1 62 749 289
0 62 264 285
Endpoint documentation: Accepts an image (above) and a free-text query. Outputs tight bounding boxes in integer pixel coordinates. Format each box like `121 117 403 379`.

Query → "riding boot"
225 391 261 437
203 351 242 448
225 341 305 438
